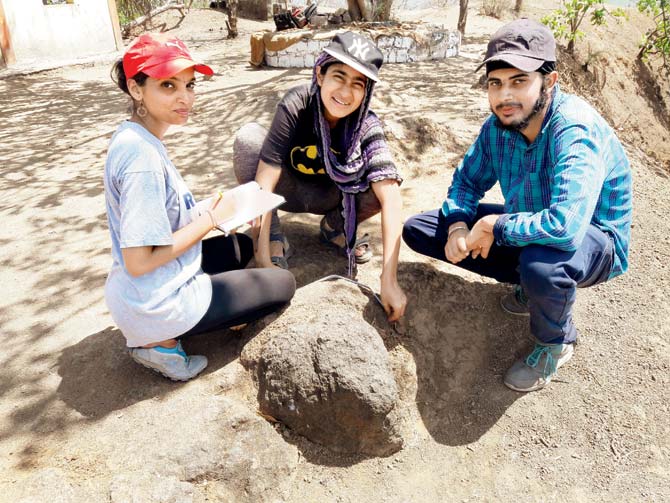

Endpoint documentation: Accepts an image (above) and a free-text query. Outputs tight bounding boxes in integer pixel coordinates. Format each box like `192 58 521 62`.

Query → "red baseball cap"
123 33 213 79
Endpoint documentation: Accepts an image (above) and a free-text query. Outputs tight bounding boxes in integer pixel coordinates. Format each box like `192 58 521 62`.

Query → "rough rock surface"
105 395 299 503
16 469 83 503
242 280 403 456
109 473 195 503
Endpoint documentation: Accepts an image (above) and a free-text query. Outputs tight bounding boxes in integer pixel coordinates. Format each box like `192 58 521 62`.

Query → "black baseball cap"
476 19 556 73
323 31 383 82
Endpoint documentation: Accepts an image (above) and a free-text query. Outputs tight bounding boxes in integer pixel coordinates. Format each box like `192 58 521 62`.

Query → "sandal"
269 233 292 270
319 217 373 264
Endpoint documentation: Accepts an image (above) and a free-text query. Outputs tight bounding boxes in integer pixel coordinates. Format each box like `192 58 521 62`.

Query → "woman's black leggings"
180 234 296 338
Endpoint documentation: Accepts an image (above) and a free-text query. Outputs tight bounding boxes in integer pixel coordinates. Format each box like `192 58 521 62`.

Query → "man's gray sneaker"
500 284 530 316
129 341 207 382
504 342 574 392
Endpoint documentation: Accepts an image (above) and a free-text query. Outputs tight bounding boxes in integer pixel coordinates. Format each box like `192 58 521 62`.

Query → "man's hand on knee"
466 215 498 259
445 222 470 263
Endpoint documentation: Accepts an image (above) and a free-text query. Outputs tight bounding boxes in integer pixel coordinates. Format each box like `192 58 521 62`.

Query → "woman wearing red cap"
104 34 295 381
234 31 407 322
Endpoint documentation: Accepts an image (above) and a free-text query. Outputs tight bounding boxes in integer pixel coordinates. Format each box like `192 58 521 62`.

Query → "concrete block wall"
264 27 460 68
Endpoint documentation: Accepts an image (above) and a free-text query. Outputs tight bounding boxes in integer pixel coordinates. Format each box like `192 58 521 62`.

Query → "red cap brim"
142 57 214 79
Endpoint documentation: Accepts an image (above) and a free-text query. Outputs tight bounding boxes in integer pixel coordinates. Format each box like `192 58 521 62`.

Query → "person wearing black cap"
402 19 632 391
233 31 407 322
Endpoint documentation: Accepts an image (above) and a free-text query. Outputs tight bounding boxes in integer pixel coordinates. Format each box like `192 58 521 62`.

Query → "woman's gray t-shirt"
103 121 211 347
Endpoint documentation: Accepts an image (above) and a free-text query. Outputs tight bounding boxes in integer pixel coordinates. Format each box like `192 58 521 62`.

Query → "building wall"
2 0 118 64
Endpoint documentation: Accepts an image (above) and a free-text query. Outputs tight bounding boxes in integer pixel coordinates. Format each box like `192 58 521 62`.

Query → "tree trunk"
376 0 392 21
514 0 523 14
226 0 238 39
347 0 363 22
457 0 468 35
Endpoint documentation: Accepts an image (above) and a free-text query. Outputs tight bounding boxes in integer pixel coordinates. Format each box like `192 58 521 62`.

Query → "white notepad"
195 182 285 234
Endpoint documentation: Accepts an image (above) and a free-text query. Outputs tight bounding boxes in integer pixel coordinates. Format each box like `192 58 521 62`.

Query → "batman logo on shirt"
290 145 326 175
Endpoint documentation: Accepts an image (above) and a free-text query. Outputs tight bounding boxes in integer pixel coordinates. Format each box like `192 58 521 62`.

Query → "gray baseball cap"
476 18 556 73
323 31 383 82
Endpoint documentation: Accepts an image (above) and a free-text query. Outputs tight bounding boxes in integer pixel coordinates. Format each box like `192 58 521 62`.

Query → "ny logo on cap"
348 36 370 60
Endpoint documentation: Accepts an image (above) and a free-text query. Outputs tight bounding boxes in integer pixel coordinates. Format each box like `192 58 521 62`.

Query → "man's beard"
493 83 548 132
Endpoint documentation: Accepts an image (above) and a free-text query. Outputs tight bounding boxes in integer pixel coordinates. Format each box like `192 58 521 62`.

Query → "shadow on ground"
375 262 528 446
55 326 243 419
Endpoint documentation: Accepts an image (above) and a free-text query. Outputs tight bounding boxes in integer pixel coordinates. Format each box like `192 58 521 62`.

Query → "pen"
212 191 223 210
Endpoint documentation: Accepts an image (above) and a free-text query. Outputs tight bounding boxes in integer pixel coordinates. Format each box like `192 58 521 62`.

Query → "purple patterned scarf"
311 53 376 276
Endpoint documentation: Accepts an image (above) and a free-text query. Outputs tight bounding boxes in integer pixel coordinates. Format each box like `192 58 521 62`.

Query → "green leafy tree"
637 0 670 74
542 0 626 55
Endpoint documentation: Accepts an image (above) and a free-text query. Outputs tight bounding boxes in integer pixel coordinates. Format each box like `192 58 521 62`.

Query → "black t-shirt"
260 85 346 178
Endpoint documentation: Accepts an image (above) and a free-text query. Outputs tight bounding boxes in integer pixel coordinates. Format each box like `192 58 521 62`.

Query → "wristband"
448 225 468 237
205 209 217 229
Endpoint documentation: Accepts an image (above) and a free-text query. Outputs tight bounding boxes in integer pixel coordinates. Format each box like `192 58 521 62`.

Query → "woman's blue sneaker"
129 341 207 381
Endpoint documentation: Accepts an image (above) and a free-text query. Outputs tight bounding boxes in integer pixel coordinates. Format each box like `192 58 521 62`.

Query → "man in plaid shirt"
402 19 632 392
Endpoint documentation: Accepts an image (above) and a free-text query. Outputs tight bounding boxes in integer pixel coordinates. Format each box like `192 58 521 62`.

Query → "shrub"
637 0 670 75
542 0 626 55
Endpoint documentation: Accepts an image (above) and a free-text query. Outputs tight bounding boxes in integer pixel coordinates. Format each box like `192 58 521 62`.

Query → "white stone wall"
3 0 118 64
265 28 460 68
316 0 457 9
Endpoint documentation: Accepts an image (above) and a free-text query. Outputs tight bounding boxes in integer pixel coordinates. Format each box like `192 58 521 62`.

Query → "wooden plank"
0 0 16 67
106 0 123 51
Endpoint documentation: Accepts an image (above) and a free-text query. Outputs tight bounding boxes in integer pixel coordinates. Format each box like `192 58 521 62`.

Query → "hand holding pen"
208 190 237 231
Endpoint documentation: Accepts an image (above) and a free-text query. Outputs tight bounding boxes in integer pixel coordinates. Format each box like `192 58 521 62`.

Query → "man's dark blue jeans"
402 204 615 344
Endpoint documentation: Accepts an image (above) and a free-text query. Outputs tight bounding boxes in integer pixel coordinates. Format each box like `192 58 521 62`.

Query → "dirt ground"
0 1 668 502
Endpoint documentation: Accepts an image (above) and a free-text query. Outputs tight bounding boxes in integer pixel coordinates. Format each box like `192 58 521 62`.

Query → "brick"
377 36 393 49
305 54 317 66
395 49 409 63
277 54 290 67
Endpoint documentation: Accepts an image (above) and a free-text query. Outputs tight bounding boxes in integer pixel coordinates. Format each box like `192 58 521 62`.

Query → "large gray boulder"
241 280 403 457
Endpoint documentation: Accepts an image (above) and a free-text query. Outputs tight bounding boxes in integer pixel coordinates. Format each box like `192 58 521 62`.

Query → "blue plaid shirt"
442 86 632 278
